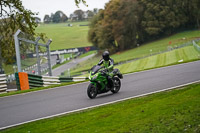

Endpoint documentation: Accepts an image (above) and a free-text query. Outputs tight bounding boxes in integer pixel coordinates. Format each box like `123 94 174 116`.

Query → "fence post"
46 39 52 76
14 29 22 72
35 37 41 75
0 42 4 74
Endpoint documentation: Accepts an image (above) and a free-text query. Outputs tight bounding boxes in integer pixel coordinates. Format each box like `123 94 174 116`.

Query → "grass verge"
2 83 200 133
79 51 97 58
197 41 200 46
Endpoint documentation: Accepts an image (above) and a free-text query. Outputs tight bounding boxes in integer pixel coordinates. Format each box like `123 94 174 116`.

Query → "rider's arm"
97 59 104 66
108 58 114 70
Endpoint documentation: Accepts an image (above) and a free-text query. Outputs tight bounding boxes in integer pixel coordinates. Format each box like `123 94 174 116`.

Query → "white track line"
0 80 199 130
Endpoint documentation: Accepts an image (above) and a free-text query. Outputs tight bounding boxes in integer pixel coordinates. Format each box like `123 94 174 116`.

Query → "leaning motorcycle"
87 65 123 99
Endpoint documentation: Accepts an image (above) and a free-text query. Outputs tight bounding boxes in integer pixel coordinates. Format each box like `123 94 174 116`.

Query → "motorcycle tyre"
87 83 98 99
111 77 121 93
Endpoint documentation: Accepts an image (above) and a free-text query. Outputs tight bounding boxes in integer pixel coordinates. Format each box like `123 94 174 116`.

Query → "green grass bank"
115 45 200 74
36 21 92 50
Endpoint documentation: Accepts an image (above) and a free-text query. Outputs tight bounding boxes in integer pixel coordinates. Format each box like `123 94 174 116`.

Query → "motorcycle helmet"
102 51 110 61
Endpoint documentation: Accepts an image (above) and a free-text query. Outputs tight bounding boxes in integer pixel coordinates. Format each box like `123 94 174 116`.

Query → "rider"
98 51 114 89
98 51 114 72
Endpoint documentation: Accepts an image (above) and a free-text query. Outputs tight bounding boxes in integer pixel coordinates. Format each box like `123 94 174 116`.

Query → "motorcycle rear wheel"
87 83 98 99
111 77 121 93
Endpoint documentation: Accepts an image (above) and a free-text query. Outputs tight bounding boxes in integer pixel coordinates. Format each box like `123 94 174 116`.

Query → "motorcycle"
87 65 123 99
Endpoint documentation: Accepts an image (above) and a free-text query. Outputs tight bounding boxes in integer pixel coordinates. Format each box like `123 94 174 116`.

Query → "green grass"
63 53 73 58
3 83 200 133
197 41 200 46
36 21 92 50
115 46 200 74
79 51 97 58
3 64 15 75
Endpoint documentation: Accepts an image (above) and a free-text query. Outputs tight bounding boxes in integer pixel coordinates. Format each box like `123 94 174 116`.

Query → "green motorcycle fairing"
89 68 108 90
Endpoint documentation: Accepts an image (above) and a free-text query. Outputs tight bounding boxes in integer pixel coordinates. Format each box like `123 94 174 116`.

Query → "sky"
21 0 110 21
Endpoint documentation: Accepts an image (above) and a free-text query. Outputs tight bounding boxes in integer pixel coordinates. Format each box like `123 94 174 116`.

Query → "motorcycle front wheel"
87 83 98 99
111 77 121 93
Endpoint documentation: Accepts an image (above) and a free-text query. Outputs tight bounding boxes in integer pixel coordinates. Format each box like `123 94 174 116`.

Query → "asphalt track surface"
0 61 200 130
52 54 95 76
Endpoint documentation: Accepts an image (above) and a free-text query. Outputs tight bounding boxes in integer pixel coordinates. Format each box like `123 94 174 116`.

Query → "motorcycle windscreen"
91 65 102 75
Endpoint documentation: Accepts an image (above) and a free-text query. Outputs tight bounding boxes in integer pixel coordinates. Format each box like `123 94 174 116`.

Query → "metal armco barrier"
15 72 88 90
42 76 60 87
28 74 44 88
0 74 7 94
59 77 88 83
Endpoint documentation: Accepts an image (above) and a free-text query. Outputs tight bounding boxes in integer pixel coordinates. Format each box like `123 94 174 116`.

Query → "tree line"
43 9 99 23
88 0 200 54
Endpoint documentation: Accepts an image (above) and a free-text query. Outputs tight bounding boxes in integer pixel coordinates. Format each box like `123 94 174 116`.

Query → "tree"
184 0 200 29
52 11 60 23
88 0 140 53
52 11 68 23
87 10 94 19
93 8 99 15
61 12 68 22
74 10 84 21
43 15 51 23
139 0 187 38
0 0 38 64
34 17 41 23
88 9 105 48
69 14 73 20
